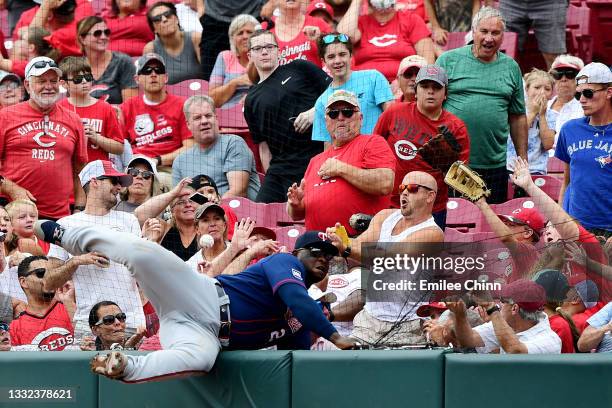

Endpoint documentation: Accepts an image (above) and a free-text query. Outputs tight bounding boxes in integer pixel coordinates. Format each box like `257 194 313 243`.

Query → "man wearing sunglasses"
311 32 393 146
121 53 194 191
396 55 427 103
555 62 612 238
289 90 395 235
45 160 145 342
327 171 443 347
0 56 89 220
34 220 359 381
9 255 76 351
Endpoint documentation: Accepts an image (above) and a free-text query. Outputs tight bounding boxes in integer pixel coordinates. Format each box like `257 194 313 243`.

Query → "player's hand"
293 108 315 133
510 157 533 189
125 326 147 349
303 25 321 41
74 252 110 268
564 241 588 266
445 300 467 317
80 335 97 351
318 157 345 180
330 333 363 350
231 217 256 251
325 222 346 252
142 218 163 242
287 179 305 206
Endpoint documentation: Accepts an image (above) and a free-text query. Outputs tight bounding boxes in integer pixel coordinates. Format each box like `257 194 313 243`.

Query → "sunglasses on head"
95 312 127 326
139 65 166 75
65 73 94 84
574 88 607 100
307 247 335 261
550 69 578 80
322 33 350 44
327 108 358 119
26 60 58 77
127 168 154 180
151 9 175 23
25 267 46 279
399 183 434 194
89 28 111 38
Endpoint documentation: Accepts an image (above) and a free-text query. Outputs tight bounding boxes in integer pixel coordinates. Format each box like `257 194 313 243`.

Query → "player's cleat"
33 220 66 246
90 351 127 379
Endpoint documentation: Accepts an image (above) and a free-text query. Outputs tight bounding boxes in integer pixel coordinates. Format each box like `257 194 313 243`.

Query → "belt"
215 281 231 347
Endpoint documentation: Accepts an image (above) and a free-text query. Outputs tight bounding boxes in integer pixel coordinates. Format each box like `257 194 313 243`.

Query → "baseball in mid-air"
199 234 214 249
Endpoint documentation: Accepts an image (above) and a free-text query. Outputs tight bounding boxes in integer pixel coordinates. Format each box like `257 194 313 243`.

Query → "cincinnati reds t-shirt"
0 102 88 219
373 102 470 213
355 10 430 81
272 15 331 67
121 94 192 158
10 301 74 351
59 98 124 162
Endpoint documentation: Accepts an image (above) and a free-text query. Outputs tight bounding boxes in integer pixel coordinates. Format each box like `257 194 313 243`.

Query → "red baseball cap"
78 160 133 187
306 1 334 20
500 279 546 312
416 302 448 317
497 207 545 237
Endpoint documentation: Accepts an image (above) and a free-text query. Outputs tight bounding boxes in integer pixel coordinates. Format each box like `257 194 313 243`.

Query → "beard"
29 88 59 110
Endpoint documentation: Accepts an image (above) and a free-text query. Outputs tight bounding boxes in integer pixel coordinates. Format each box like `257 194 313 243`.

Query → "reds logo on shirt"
17 119 71 162
31 327 75 351
369 34 398 47
89 85 111 102
134 114 155 136
328 276 349 288
279 42 310 65
394 140 418 160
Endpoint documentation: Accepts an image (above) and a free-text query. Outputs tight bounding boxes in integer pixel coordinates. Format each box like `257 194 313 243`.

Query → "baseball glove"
418 125 462 173
444 161 491 202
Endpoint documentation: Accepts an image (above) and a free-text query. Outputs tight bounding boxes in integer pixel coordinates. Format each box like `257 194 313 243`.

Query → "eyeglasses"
401 69 420 79
25 60 58 77
399 183 434 194
249 44 278 53
322 33 350 44
307 247 335 261
151 10 175 23
88 28 111 38
327 108 358 119
127 168 154 180
95 312 127 326
574 88 607 100
24 267 46 279
97 176 121 185
550 69 578 80
0 82 19 92
65 73 94 84
139 65 166 75
171 199 190 208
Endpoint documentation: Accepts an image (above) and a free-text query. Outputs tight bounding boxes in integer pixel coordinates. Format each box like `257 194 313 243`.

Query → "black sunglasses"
401 68 420 79
151 9 175 23
550 69 578 80
139 65 166 75
65 73 94 84
95 312 127 326
327 108 358 119
127 168 154 180
97 176 121 185
89 28 111 38
25 267 46 279
322 33 350 44
574 88 607 100
307 247 335 261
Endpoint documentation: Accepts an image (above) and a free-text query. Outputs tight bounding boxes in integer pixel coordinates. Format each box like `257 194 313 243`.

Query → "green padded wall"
0 351 99 408
445 353 612 408
291 350 445 408
98 351 292 408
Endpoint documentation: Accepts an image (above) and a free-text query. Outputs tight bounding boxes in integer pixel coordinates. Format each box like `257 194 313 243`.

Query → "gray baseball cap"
135 53 166 74
416 64 448 87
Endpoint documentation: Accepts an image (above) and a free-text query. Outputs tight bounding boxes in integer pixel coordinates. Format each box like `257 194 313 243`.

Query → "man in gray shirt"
173 95 260 200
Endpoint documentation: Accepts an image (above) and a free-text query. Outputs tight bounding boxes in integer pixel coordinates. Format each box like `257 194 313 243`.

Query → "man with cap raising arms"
288 89 396 236
33 218 360 381
0 56 88 219
374 64 470 229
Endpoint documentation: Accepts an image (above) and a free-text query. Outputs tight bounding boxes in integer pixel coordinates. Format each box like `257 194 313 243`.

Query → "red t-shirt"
549 314 575 353
272 15 331 67
121 94 192 158
11 60 28 79
10 301 75 351
104 9 155 57
303 134 395 235
222 204 237 241
58 99 124 162
571 302 605 334
355 11 430 81
373 102 470 213
0 102 88 219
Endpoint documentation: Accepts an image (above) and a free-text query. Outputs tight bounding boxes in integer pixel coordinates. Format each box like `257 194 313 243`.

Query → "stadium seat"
446 199 480 232
478 198 536 233
167 79 209 98
274 226 305 251
217 104 248 130
0 9 8 38
222 197 268 225
266 202 302 227
444 227 498 243
532 175 562 201
547 157 565 173
586 0 612 64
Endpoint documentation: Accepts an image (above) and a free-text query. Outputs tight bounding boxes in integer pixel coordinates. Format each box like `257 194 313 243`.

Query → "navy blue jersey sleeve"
276 328 312 350
261 253 308 294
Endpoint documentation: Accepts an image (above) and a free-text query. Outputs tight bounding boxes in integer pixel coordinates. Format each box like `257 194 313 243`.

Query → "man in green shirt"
437 6 527 203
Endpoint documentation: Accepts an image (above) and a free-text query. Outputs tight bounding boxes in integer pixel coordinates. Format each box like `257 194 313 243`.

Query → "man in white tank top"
327 171 444 347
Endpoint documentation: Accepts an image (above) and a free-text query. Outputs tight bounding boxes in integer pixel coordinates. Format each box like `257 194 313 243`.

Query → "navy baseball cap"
189 174 219 194
295 231 338 256
532 269 570 303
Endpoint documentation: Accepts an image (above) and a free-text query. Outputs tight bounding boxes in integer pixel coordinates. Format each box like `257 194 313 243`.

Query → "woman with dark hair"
0 27 61 78
81 301 145 351
104 0 154 57
77 16 138 104
143 1 202 85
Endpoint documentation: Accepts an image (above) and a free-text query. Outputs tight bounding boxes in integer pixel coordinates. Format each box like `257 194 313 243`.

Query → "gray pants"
60 226 222 382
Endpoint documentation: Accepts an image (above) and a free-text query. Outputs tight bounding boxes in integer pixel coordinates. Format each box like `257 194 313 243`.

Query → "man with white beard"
0 56 88 220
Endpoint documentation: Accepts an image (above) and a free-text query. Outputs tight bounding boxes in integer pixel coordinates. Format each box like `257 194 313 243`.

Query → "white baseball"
199 234 214 249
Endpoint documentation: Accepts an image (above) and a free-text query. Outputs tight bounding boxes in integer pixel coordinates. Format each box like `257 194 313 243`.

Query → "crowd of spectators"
0 0 609 356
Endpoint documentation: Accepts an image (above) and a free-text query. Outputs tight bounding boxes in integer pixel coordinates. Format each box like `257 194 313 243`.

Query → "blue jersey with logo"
555 117 612 230
216 253 312 350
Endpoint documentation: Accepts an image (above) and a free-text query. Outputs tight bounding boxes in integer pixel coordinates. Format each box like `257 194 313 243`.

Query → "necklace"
589 120 612 138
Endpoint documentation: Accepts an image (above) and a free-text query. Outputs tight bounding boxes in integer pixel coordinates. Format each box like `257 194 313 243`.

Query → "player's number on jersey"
269 329 286 342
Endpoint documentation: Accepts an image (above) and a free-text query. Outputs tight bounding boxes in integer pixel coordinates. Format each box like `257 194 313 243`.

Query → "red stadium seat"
488 198 534 216
274 226 305 251
266 202 303 227
586 0 612 64
167 79 209 98
222 197 268 225
532 175 562 201
444 227 498 243
547 157 566 173
217 104 248 130
445 198 480 232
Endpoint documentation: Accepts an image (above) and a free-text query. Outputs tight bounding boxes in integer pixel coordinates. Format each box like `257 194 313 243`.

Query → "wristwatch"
342 245 352 259
486 305 501 315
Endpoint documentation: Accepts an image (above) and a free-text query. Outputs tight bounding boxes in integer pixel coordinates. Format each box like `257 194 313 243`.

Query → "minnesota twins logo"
595 154 612 168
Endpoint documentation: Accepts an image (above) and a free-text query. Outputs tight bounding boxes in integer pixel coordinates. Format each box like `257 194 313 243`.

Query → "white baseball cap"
397 55 428 76
125 154 158 175
576 62 612 85
79 160 133 187
24 57 62 80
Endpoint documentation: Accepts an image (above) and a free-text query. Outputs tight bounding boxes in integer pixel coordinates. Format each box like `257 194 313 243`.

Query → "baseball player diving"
34 220 359 382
